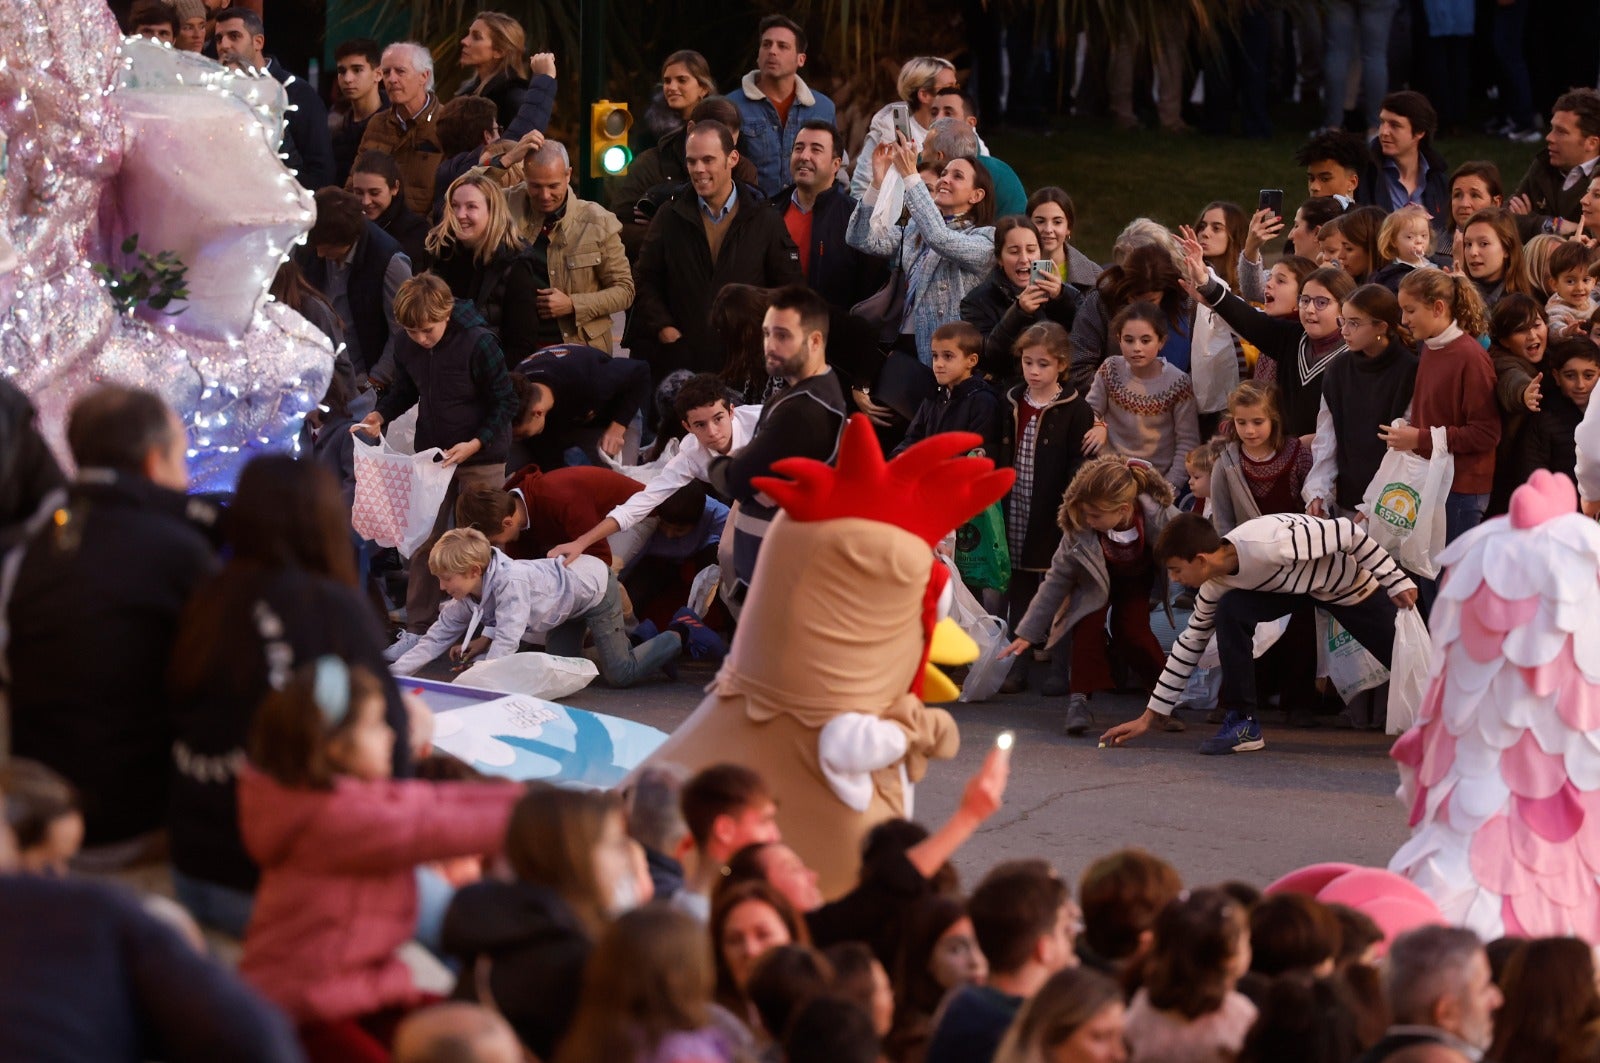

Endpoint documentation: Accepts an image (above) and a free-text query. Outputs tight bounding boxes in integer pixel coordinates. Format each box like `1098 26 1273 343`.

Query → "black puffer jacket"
960 267 1081 382
998 384 1096 571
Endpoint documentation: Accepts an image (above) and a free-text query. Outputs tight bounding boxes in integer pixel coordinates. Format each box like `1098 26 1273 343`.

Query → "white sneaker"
383 631 421 662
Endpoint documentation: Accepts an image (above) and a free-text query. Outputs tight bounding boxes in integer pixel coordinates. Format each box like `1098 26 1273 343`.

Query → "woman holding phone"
961 217 1081 381
848 57 961 197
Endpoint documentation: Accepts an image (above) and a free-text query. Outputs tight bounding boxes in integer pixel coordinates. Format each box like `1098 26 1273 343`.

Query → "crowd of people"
5 2 1600 1061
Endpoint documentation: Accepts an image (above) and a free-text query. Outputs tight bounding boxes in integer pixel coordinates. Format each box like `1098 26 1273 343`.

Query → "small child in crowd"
1001 455 1184 737
0 759 84 876
1084 302 1201 492
999 322 1095 695
1487 294 1551 513
1514 338 1600 486
1544 239 1598 340
1371 204 1434 291
237 657 521 1061
389 528 681 686
897 321 1003 458
1182 442 1218 519
1207 382 1311 535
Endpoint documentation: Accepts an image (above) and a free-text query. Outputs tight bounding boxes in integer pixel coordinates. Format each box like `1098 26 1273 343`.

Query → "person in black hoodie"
1306 283 1418 520
441 786 629 1060
772 120 887 314
1513 337 1598 489
165 457 415 936
8 387 218 855
961 217 1081 382
895 322 1002 457
348 150 428 265
627 120 803 383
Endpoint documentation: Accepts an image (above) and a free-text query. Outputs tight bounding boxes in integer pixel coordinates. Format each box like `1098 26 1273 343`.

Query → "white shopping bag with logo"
351 435 456 559
1360 424 1453 579
1315 609 1389 703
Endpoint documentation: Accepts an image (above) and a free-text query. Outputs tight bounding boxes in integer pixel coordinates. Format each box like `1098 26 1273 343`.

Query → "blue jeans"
173 870 255 939
1444 491 1488 544
547 574 681 687
1323 0 1399 129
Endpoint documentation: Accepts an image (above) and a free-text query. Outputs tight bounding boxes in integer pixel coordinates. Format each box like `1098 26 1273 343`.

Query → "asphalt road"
557 666 1414 894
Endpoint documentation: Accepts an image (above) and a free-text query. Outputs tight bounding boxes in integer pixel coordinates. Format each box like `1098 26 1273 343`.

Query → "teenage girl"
1459 209 1535 310
1322 206 1385 285
999 321 1096 695
1084 302 1201 491
1307 284 1419 519
1190 202 1250 433
1390 268 1499 547
1000 455 1183 738
237 658 520 1062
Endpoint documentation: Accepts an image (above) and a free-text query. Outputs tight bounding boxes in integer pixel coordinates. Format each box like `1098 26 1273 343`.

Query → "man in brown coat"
357 42 444 215
481 140 635 353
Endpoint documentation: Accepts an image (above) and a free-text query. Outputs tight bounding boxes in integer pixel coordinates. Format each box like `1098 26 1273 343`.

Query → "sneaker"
1198 712 1265 755
1063 694 1094 736
669 607 728 661
383 630 421 662
1504 125 1544 144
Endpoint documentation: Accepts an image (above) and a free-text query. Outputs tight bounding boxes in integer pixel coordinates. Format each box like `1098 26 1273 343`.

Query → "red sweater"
503 464 642 563
1411 327 1500 495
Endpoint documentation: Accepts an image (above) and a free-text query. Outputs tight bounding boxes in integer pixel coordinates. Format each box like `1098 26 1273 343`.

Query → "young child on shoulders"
1514 338 1600 487
1084 302 1201 492
1124 889 1258 1063
1544 240 1598 340
1307 284 1418 520
1388 268 1500 546
389 528 682 687
999 322 1096 696
1370 204 1434 292
1208 382 1312 534
1000 455 1185 738
237 657 522 1059
1104 512 1417 755
896 321 1003 458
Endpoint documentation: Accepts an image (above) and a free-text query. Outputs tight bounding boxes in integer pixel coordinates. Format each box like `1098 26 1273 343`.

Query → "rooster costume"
1390 470 1600 941
639 416 1014 897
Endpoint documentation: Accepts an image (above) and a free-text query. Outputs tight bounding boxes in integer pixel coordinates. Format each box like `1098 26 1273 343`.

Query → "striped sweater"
1148 514 1416 715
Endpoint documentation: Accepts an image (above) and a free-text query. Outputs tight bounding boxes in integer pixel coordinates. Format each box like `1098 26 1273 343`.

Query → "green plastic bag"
955 502 1011 592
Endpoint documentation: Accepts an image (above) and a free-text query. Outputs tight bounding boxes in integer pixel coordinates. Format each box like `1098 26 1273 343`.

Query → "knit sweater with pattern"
1085 356 1200 489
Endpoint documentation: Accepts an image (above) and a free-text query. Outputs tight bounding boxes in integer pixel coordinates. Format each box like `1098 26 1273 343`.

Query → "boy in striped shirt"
1102 513 1420 754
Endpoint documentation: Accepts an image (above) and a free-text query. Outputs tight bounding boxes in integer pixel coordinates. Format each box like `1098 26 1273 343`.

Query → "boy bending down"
1103 513 1418 755
389 528 681 687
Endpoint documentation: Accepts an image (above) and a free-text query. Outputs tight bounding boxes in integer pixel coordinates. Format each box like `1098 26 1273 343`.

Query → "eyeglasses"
1298 295 1334 310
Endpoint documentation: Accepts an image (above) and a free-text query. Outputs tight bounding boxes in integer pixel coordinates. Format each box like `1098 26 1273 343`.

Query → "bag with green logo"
954 502 1011 592
1314 609 1389 703
1359 423 1453 579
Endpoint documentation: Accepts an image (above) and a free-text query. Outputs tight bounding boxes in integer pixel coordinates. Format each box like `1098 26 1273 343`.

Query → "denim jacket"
733 71 836 197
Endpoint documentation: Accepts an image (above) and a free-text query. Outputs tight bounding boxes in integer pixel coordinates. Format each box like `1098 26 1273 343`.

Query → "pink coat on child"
236 766 520 1024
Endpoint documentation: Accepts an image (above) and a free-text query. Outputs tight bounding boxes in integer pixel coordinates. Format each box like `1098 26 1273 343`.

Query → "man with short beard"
772 119 885 312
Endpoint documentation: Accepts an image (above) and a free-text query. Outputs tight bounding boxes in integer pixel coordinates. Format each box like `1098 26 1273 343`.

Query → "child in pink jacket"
237 657 520 1062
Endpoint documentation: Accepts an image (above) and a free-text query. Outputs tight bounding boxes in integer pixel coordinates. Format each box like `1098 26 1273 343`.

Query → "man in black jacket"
773 120 886 313
511 343 653 469
708 285 848 607
1355 91 1449 236
1508 88 1600 242
213 7 336 191
628 120 803 384
7 387 218 857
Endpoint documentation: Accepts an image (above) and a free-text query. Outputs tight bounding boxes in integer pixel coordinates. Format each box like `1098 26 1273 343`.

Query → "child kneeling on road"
1103 512 1417 755
389 528 681 687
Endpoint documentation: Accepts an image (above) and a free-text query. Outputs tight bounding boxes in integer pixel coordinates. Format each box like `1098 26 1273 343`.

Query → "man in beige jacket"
479 140 634 353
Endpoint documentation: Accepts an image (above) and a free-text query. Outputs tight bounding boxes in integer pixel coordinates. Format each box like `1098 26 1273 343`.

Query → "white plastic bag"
1361 424 1454 579
1386 606 1433 734
598 436 679 485
937 555 1010 703
1189 301 1241 414
1315 609 1389 703
1195 616 1289 669
350 435 456 559
454 651 599 701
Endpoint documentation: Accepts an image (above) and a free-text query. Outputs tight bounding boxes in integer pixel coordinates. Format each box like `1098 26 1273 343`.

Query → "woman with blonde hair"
849 56 963 197
441 784 651 1059
457 11 530 129
425 172 545 363
993 967 1128 1063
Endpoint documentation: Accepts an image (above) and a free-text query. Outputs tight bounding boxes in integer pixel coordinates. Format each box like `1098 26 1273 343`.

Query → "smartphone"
1258 188 1284 219
995 730 1015 753
890 102 913 144
1030 259 1055 286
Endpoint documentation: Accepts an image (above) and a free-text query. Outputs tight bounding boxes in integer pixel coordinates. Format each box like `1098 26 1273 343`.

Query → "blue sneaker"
1198 712 1265 755
669 607 728 661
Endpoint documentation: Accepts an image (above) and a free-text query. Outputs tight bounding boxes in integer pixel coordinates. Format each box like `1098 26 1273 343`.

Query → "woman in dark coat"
456 13 531 130
961 217 1080 382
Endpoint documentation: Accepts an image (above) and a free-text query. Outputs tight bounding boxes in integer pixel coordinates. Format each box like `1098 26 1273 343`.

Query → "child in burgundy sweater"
1387 268 1499 546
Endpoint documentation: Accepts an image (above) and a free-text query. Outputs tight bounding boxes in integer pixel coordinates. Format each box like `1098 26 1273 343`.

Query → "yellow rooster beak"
923 616 979 703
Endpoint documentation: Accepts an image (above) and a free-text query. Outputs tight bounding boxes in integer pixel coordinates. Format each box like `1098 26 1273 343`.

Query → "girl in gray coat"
1000 455 1184 737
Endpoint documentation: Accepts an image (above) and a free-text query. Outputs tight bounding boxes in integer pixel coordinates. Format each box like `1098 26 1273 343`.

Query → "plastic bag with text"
1386 606 1433 735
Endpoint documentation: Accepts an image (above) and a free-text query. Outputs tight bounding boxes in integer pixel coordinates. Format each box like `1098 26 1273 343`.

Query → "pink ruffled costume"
1390 470 1600 941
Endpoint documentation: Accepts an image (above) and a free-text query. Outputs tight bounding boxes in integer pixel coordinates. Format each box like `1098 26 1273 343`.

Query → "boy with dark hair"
453 467 642 564
894 321 1002 457
125 0 179 43
1545 239 1598 339
1103 512 1417 755
1077 848 1184 975
1293 129 1368 199
1514 337 1600 485
676 763 781 920
330 37 386 185
925 859 1078 1063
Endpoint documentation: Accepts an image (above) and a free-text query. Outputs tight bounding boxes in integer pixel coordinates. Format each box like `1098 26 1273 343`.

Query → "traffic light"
590 100 633 177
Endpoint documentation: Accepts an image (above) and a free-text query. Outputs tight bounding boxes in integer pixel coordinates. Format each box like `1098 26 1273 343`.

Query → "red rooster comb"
749 415 1016 546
